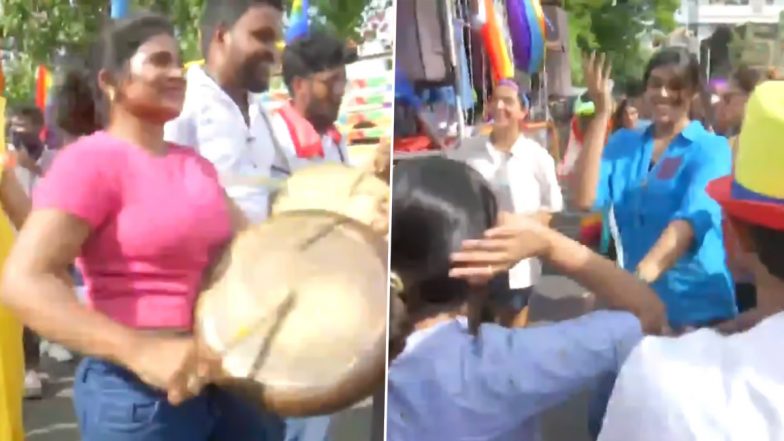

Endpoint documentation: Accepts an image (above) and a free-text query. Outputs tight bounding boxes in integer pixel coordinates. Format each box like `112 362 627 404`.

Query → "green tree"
565 0 680 89
0 0 374 106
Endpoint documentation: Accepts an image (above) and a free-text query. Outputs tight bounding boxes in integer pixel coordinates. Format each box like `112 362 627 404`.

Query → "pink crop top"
34 132 232 329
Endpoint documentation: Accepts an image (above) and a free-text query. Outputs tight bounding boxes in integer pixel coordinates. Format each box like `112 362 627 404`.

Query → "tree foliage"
564 0 680 89
0 0 377 106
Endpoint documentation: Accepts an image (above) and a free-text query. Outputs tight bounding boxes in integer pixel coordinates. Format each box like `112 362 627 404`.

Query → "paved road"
24 211 595 441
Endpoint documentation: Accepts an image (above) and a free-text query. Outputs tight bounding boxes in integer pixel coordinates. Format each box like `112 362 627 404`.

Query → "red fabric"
277 102 342 159
707 176 784 231
394 136 433 152
570 116 613 145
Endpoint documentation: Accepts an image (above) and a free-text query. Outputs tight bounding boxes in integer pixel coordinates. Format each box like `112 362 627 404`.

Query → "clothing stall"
393 0 556 161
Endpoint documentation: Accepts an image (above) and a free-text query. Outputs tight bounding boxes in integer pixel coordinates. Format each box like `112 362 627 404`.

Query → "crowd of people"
2 0 784 439
0 0 389 440
388 44 784 440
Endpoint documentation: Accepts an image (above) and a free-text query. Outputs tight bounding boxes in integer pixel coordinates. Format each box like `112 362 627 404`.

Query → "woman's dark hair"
54 13 175 136
643 47 701 92
643 47 711 127
612 97 630 133
391 157 497 305
731 65 783 95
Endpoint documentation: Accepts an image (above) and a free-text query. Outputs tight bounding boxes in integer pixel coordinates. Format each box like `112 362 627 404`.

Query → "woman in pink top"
0 13 283 441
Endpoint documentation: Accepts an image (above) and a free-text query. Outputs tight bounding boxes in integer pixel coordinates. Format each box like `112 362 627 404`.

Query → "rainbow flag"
35 65 53 112
285 0 309 43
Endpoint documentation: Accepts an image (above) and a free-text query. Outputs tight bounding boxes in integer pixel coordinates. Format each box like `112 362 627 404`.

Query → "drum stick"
218 289 297 359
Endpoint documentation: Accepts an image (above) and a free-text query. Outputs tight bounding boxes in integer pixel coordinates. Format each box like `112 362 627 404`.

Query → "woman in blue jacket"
571 48 735 330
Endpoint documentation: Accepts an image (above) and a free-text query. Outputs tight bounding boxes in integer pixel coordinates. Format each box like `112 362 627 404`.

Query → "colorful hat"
707 81 784 230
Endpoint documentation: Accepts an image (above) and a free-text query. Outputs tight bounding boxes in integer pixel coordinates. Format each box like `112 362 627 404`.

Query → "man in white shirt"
164 0 284 224
597 80 784 441
449 79 563 327
164 0 286 439
7 106 57 197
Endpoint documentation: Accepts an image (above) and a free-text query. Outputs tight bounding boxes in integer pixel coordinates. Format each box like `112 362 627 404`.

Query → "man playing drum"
267 30 364 441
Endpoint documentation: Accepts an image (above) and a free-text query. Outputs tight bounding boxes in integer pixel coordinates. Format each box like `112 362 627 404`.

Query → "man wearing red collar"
269 31 356 173
268 30 357 441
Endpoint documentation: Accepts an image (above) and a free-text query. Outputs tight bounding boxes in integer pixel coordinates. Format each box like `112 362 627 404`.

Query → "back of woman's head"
54 13 175 136
391 157 497 305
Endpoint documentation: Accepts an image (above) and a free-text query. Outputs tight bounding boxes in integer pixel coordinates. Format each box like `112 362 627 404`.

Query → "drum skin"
271 163 389 237
196 210 388 417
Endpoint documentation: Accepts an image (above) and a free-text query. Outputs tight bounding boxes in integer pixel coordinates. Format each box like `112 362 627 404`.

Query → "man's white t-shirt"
8 145 57 196
164 66 278 222
448 134 563 289
599 312 784 441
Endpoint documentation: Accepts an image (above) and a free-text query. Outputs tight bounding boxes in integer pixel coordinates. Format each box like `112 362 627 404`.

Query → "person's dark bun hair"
54 68 100 136
391 157 497 305
54 12 174 136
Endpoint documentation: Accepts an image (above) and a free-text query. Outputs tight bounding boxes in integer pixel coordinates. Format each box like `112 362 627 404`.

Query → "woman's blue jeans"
73 357 284 441
284 416 332 441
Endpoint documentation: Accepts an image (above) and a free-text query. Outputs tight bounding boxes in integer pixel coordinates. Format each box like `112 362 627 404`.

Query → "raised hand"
581 52 613 115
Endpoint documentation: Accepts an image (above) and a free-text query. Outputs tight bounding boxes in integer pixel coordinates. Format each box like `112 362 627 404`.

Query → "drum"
271 163 389 237
196 164 389 417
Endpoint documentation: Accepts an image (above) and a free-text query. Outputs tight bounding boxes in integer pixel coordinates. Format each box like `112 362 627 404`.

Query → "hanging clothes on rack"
396 0 452 84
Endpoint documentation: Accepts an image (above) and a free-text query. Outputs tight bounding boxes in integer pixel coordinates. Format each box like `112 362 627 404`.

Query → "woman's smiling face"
644 65 694 126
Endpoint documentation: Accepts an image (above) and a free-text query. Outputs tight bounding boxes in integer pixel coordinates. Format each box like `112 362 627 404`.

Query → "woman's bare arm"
0 170 31 229
635 220 693 282
571 53 613 210
541 227 667 334
0 211 139 367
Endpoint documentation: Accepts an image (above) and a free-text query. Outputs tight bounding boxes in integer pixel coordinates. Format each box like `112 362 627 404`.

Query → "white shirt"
448 134 563 289
268 111 351 172
164 66 278 222
599 312 784 441
8 145 57 196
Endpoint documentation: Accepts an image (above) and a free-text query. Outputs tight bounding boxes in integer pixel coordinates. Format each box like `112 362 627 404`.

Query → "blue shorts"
488 273 533 312
73 357 284 441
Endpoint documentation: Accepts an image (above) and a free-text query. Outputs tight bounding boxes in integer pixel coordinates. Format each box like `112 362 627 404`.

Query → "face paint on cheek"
128 52 147 76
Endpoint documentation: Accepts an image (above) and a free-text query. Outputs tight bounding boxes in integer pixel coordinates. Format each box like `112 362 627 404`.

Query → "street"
23 211 595 441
